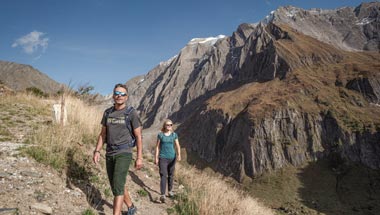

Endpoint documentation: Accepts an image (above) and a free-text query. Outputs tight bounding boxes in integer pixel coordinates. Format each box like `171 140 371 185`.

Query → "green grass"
22 146 66 170
173 188 199 215
0 115 12 122
89 175 101 184
104 188 112 199
82 209 96 215
0 127 12 140
137 189 148 197
0 137 12 141
244 160 380 215
166 207 176 214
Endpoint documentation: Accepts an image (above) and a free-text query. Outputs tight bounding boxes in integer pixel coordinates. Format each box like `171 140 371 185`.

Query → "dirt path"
0 141 90 214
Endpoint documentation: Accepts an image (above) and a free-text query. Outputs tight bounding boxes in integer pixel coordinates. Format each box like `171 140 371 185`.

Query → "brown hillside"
207 23 380 129
0 60 62 94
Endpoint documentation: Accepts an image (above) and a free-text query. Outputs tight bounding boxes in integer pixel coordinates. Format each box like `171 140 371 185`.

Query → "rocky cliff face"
126 35 235 127
181 105 380 181
346 76 380 103
0 61 62 94
126 2 380 180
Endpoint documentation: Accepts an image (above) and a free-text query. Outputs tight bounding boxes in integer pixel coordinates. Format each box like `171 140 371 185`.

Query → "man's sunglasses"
114 91 127 97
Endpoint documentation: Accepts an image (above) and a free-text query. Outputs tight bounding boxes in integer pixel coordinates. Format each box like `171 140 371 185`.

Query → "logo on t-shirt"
107 117 125 124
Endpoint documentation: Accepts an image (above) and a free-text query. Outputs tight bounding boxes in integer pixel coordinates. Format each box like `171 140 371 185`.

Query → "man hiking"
93 83 143 215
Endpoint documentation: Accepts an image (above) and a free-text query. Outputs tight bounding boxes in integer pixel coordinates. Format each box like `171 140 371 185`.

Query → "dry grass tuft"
65 96 102 136
176 165 274 215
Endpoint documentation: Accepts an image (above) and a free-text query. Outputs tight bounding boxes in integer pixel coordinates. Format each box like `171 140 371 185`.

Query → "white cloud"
12 31 49 54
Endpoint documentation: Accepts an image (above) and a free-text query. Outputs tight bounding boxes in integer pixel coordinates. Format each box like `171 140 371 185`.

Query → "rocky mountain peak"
260 2 380 51
354 1 380 19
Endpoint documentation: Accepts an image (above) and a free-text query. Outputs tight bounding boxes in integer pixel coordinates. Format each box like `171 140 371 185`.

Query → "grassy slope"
0 92 51 142
245 161 380 215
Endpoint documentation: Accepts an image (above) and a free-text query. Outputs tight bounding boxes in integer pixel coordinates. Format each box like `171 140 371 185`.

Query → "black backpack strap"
104 106 114 124
125 106 134 115
124 106 136 147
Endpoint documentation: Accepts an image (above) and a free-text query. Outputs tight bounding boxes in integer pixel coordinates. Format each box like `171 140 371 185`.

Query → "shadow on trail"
65 149 112 214
129 170 160 202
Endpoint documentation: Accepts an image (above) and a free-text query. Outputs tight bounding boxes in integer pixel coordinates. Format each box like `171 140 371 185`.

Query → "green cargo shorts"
105 152 132 196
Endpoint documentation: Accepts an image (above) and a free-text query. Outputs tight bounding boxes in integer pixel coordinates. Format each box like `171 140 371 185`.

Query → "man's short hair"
114 83 128 94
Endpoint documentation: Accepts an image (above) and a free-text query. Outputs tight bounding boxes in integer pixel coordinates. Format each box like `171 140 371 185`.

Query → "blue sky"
0 0 366 95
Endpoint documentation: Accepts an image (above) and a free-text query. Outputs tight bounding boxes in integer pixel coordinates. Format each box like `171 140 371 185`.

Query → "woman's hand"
154 157 159 165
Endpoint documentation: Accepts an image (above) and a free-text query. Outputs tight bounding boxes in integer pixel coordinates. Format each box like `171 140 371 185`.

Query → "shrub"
26 87 47 98
82 209 96 215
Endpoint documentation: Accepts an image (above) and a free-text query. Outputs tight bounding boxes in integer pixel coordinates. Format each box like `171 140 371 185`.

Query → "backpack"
105 106 136 148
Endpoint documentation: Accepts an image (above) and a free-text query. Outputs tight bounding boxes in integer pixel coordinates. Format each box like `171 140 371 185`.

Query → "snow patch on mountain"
188 35 226 46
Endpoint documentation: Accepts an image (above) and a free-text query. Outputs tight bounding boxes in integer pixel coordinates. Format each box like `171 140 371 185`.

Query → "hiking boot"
127 204 137 215
168 191 175 198
160 195 166 203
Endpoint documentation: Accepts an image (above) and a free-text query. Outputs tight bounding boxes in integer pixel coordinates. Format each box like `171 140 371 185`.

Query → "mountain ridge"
0 60 62 94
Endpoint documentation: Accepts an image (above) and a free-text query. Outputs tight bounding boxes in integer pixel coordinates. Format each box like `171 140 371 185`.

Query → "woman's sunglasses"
165 124 173 127
114 91 127 97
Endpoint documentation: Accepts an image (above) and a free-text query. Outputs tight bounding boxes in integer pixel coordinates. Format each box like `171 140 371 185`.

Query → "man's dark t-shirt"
101 106 142 155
